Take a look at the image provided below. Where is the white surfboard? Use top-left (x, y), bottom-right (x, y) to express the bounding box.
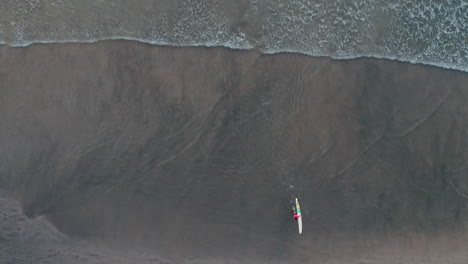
top-left (296, 198), bottom-right (302, 234)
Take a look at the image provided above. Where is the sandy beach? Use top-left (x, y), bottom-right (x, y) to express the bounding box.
top-left (0, 41), bottom-right (467, 263)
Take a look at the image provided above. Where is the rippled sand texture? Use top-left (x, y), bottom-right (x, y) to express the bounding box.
top-left (0, 193), bottom-right (169, 264)
top-left (0, 41), bottom-right (467, 263)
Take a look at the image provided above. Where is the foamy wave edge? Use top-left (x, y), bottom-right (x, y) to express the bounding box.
top-left (1, 37), bottom-right (466, 73)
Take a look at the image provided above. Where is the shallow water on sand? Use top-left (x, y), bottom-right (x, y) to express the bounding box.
top-left (0, 42), bottom-right (467, 263)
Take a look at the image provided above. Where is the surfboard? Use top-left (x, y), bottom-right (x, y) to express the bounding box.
top-left (295, 198), bottom-right (302, 234)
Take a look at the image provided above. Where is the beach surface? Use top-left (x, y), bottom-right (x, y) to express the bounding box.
top-left (0, 41), bottom-right (467, 263)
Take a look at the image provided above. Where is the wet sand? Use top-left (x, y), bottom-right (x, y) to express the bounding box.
top-left (0, 41), bottom-right (467, 263)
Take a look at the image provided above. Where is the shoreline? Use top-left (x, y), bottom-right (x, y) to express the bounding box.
top-left (1, 39), bottom-right (467, 74)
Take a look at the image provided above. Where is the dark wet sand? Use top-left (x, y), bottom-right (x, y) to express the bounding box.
top-left (0, 41), bottom-right (467, 263)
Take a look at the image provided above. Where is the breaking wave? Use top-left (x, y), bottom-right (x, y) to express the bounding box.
top-left (0, 0), bottom-right (466, 72)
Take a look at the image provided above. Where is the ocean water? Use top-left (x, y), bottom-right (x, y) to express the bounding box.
top-left (0, 0), bottom-right (466, 71)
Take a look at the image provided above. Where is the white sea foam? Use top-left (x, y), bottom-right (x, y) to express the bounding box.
top-left (0, 0), bottom-right (466, 72)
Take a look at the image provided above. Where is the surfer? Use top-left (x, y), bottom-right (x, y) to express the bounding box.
top-left (291, 200), bottom-right (299, 220)
top-left (293, 211), bottom-right (300, 220)
top-left (291, 205), bottom-right (297, 221)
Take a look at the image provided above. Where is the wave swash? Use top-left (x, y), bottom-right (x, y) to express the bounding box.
top-left (0, 0), bottom-right (466, 72)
